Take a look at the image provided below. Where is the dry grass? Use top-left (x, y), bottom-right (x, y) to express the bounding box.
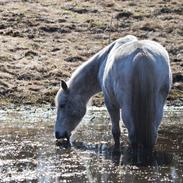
top-left (0, 0), bottom-right (182, 106)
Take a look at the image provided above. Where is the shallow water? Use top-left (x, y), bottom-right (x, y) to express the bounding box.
top-left (0, 106), bottom-right (183, 183)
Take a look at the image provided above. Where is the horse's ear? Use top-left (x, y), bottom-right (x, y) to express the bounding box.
top-left (61, 80), bottom-right (68, 91)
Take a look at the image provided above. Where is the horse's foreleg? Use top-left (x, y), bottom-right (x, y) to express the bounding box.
top-left (105, 99), bottom-right (120, 149)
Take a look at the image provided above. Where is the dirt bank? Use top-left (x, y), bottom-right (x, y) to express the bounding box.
top-left (0, 0), bottom-right (182, 106)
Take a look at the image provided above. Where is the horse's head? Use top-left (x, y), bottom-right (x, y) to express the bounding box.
top-left (55, 80), bottom-right (86, 140)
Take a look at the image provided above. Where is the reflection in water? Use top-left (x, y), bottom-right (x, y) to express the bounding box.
top-left (0, 106), bottom-right (182, 182)
top-left (69, 141), bottom-right (173, 167)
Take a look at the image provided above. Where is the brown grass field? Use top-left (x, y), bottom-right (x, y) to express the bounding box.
top-left (0, 0), bottom-right (182, 106)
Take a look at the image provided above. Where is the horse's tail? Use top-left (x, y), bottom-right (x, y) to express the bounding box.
top-left (131, 51), bottom-right (156, 147)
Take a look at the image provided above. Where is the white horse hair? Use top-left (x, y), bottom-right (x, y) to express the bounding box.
top-left (55, 35), bottom-right (172, 149)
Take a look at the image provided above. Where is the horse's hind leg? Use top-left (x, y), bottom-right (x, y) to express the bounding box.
top-left (105, 98), bottom-right (120, 149)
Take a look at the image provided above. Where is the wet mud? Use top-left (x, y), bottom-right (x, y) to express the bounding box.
top-left (0, 106), bottom-right (183, 182)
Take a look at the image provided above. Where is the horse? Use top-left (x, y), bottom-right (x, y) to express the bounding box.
top-left (55, 35), bottom-right (172, 149)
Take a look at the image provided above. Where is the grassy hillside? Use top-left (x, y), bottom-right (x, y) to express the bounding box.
top-left (0, 0), bottom-right (182, 106)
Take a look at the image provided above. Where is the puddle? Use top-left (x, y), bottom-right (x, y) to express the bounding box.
top-left (0, 106), bottom-right (183, 182)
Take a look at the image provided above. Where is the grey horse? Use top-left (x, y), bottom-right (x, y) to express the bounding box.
top-left (55, 35), bottom-right (172, 149)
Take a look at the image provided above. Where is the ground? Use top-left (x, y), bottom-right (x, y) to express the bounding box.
top-left (0, 0), bottom-right (182, 106)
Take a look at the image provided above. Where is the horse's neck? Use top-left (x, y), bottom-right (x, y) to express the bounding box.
top-left (68, 55), bottom-right (102, 102)
top-left (68, 41), bottom-right (118, 102)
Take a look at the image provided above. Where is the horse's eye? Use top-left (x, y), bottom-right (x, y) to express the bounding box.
top-left (60, 104), bottom-right (65, 109)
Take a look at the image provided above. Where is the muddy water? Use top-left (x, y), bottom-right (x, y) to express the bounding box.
top-left (0, 106), bottom-right (183, 183)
